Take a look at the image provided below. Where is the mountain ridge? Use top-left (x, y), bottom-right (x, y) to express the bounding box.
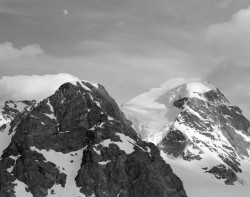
top-left (0, 80), bottom-right (187, 197)
top-left (122, 79), bottom-right (250, 196)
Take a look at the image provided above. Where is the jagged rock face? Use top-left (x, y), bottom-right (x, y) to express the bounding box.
top-left (159, 129), bottom-right (186, 158)
top-left (167, 88), bottom-right (250, 174)
top-left (205, 164), bottom-right (238, 185)
top-left (122, 80), bottom-right (250, 186)
top-left (0, 100), bottom-right (35, 127)
top-left (0, 81), bottom-right (187, 197)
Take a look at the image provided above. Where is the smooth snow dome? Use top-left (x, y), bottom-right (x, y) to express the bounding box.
top-left (122, 78), bottom-right (215, 139)
top-left (186, 81), bottom-right (215, 96)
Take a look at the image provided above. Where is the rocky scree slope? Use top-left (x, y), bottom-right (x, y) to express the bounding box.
top-left (0, 81), bottom-right (187, 197)
top-left (122, 80), bottom-right (250, 186)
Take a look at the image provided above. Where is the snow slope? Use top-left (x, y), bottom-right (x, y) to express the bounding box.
top-left (122, 78), bottom-right (218, 143)
top-left (122, 78), bottom-right (250, 196)
top-left (161, 152), bottom-right (250, 197)
top-left (0, 124), bottom-right (14, 156)
top-left (30, 146), bottom-right (87, 197)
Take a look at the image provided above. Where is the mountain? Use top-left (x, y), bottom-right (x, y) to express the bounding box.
top-left (122, 79), bottom-right (250, 197)
top-left (0, 100), bottom-right (35, 126)
top-left (0, 100), bottom-right (35, 158)
top-left (0, 81), bottom-right (187, 197)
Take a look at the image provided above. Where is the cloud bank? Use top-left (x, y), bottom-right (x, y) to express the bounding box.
top-left (204, 5), bottom-right (250, 118)
top-left (0, 73), bottom-right (79, 101)
top-left (1, 2), bottom-right (250, 114)
top-left (206, 5), bottom-right (250, 60)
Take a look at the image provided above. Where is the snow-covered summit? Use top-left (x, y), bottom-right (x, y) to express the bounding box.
top-left (122, 78), bottom-right (250, 197)
top-left (160, 78), bottom-right (216, 94)
top-left (124, 79), bottom-right (218, 109)
top-left (122, 79), bottom-right (223, 143)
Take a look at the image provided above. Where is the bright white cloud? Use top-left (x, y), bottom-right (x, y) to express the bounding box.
top-left (0, 41), bottom-right (200, 104)
top-left (206, 6), bottom-right (250, 58)
top-left (0, 74), bottom-right (79, 101)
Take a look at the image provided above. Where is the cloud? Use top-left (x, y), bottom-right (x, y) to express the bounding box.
top-left (206, 5), bottom-right (250, 59)
top-left (0, 42), bottom-right (43, 59)
top-left (0, 41), bottom-right (203, 104)
top-left (0, 42), bottom-right (54, 77)
top-left (204, 4), bottom-right (250, 119)
top-left (0, 73), bottom-right (79, 101)
top-left (160, 77), bottom-right (202, 90)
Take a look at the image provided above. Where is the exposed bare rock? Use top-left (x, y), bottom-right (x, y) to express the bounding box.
top-left (0, 81), bottom-right (187, 197)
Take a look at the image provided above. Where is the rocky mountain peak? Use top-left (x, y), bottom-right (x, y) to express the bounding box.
top-left (122, 79), bottom-right (250, 192)
top-left (0, 80), bottom-right (187, 197)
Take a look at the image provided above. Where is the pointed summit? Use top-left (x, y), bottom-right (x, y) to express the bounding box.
top-left (0, 80), bottom-right (187, 197)
top-left (122, 78), bottom-right (250, 196)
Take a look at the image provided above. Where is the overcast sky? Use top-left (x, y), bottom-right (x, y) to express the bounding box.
top-left (0, 0), bottom-right (250, 118)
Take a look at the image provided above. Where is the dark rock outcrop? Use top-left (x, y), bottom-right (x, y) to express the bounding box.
top-left (205, 164), bottom-right (238, 185)
top-left (159, 129), bottom-right (186, 157)
top-left (0, 81), bottom-right (187, 197)
top-left (157, 88), bottom-right (250, 184)
top-left (0, 100), bottom-right (35, 125)
top-left (124, 81), bottom-right (250, 186)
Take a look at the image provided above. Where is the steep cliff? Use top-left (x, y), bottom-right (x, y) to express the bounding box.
top-left (0, 81), bottom-right (187, 197)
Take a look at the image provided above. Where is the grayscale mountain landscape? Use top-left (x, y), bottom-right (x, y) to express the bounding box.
top-left (1, 0), bottom-right (250, 196)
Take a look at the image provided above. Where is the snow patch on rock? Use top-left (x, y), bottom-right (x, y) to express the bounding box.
top-left (30, 146), bottom-right (87, 197)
